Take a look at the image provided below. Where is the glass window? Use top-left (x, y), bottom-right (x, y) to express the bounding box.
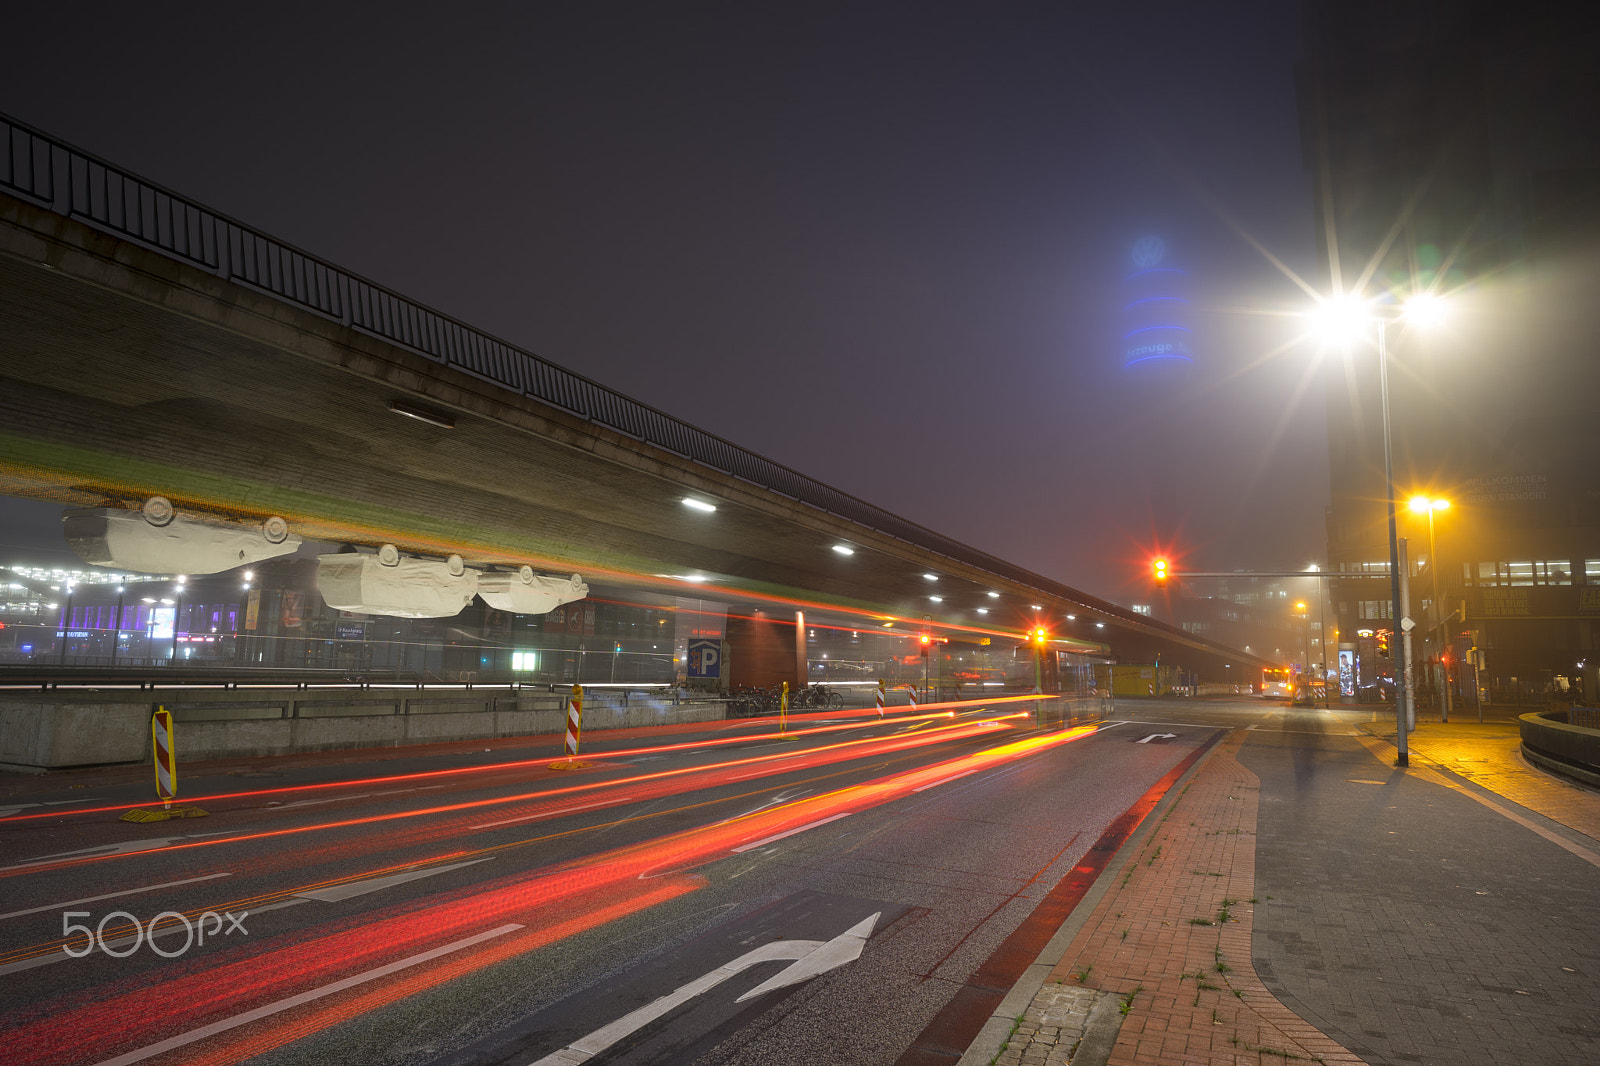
top-left (1507, 562), bottom-right (1534, 586)
top-left (1537, 561), bottom-right (1573, 585)
top-left (1587, 560), bottom-right (1600, 585)
top-left (1478, 562), bottom-right (1500, 585)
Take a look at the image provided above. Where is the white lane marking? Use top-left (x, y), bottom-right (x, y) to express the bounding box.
top-left (730, 813), bottom-right (852, 854)
top-left (912, 767), bottom-right (989, 793)
top-left (88, 923), bottom-right (523, 1066)
top-left (472, 801), bottom-right (611, 830)
top-left (293, 859), bottom-right (492, 902)
top-left (0, 832), bottom-right (234, 873)
top-left (0, 872), bottom-right (233, 922)
top-left (1136, 733), bottom-right (1179, 744)
top-left (271, 785), bottom-right (443, 810)
top-left (0, 799), bottom-right (106, 818)
top-left (529, 913), bottom-right (877, 1065)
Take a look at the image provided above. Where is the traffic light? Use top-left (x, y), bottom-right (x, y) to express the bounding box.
top-left (1153, 558), bottom-right (1169, 584)
top-left (1377, 630), bottom-right (1391, 657)
top-left (919, 633), bottom-right (931, 657)
top-left (1032, 627), bottom-right (1048, 646)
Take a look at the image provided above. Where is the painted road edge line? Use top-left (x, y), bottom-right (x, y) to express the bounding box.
top-left (731, 813), bottom-right (852, 853)
top-left (0, 872), bottom-right (233, 922)
top-left (89, 923), bottom-right (524, 1066)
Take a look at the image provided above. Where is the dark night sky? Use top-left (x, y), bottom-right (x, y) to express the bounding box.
top-left (0, 2), bottom-right (1328, 602)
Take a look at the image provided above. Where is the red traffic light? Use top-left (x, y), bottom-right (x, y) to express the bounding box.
top-left (1153, 558), bottom-right (1169, 583)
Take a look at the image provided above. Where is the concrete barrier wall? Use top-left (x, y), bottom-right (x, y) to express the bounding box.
top-left (1519, 711), bottom-right (1600, 789)
top-left (0, 688), bottom-right (726, 769)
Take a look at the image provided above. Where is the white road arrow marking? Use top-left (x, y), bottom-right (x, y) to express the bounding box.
top-left (0, 872), bottom-right (233, 922)
top-left (734, 911), bottom-right (877, 1001)
top-left (0, 831), bottom-right (233, 873)
top-left (1136, 733), bottom-right (1179, 744)
top-left (528, 912), bottom-right (879, 1065)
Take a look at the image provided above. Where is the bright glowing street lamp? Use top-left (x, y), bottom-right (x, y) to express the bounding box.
top-left (1312, 291), bottom-right (1447, 766)
top-left (1408, 495), bottom-right (1453, 721)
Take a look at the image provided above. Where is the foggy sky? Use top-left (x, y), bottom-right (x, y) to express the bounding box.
top-left (0, 2), bottom-right (1328, 602)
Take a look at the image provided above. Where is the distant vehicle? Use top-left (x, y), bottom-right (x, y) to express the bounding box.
top-left (1260, 668), bottom-right (1292, 699)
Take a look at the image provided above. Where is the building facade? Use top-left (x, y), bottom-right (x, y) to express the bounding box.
top-left (1300, 1), bottom-right (1600, 704)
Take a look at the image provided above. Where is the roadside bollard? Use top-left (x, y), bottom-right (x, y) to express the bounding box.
top-left (876, 678), bottom-right (885, 717)
top-left (120, 706), bottom-right (207, 822)
top-left (551, 684), bottom-right (592, 769)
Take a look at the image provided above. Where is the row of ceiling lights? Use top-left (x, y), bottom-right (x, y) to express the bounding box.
top-left (682, 496), bottom-right (1111, 629)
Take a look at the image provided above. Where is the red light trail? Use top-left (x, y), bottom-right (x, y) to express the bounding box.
top-left (2, 723), bottom-right (1098, 1066)
top-left (0, 710), bottom-right (1038, 880)
top-left (0, 696), bottom-right (1050, 824)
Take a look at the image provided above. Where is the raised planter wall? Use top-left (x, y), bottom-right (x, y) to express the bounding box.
top-left (1519, 710), bottom-right (1600, 790)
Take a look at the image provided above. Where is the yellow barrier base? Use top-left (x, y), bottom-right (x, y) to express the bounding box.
top-left (548, 759), bottom-right (594, 771)
top-left (120, 805), bottom-right (208, 823)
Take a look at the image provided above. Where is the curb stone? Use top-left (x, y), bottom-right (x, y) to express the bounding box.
top-left (955, 735), bottom-right (1222, 1066)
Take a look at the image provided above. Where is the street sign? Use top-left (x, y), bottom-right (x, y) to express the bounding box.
top-left (687, 639), bottom-right (722, 678)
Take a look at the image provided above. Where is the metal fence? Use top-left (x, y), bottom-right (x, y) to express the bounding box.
top-left (1, 112), bottom-right (1129, 616)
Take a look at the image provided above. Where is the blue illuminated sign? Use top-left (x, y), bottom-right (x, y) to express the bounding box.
top-left (1130, 236), bottom-right (1165, 270)
top-left (1121, 236), bottom-right (1193, 372)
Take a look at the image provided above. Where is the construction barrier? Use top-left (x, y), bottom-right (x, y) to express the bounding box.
top-left (120, 706), bottom-right (206, 822)
top-left (550, 685), bottom-right (592, 769)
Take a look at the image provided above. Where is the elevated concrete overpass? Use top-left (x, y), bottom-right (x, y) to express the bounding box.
top-left (0, 112), bottom-right (1271, 688)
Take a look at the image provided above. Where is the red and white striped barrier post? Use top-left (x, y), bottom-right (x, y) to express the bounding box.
top-left (550, 685), bottom-right (592, 769)
top-left (905, 684), bottom-right (917, 710)
top-left (152, 706), bottom-right (176, 809)
top-left (120, 706), bottom-right (207, 821)
top-left (564, 684), bottom-right (583, 757)
top-left (875, 679), bottom-right (885, 717)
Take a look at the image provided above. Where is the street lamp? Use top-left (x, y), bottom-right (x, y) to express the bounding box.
top-left (1408, 495), bottom-right (1452, 721)
top-left (1313, 291), bottom-right (1447, 766)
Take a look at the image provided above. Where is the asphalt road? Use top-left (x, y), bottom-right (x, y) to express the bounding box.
top-left (0, 698), bottom-right (1301, 1066)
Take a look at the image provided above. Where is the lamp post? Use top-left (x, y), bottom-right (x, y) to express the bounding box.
top-left (1314, 291), bottom-right (1445, 767)
top-left (1295, 601), bottom-right (1310, 681)
top-left (1408, 496), bottom-right (1451, 722)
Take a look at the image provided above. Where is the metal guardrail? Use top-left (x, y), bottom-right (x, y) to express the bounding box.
top-left (0, 113), bottom-right (1239, 654)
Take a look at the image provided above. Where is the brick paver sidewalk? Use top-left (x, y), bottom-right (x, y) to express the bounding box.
top-left (1032, 734), bottom-right (1363, 1065)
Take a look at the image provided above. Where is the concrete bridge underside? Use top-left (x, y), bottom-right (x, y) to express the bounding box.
top-left (0, 190), bottom-right (1264, 673)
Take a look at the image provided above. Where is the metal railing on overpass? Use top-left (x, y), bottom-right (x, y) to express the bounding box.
top-left (0, 112), bottom-right (1236, 657)
top-left (4, 114), bottom-right (1046, 582)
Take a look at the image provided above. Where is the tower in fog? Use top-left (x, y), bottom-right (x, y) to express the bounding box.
top-left (1120, 236), bottom-right (1193, 382)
